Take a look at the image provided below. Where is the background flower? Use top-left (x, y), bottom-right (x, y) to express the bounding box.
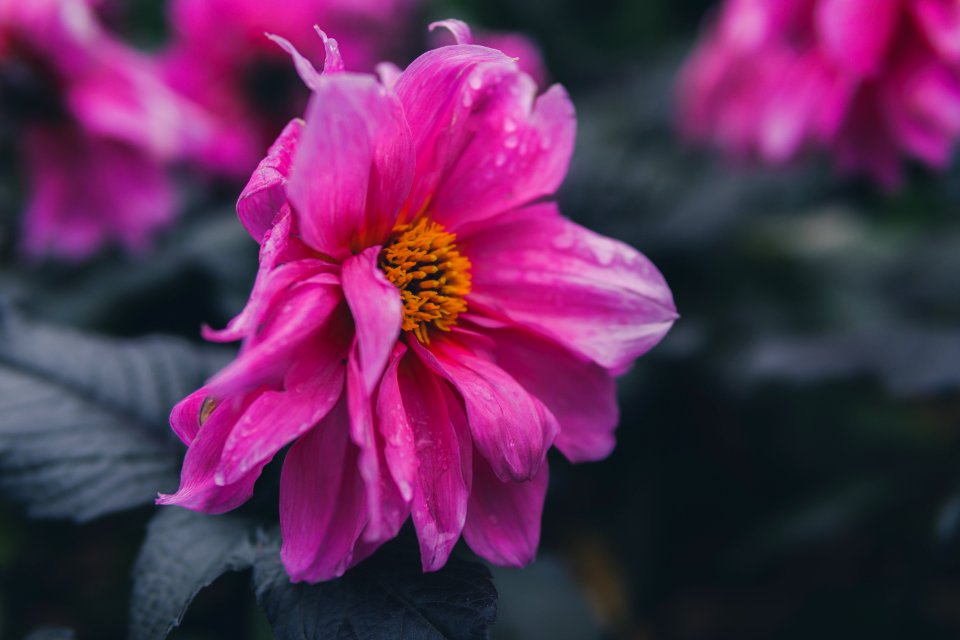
top-left (677, 0), bottom-right (960, 187)
top-left (0, 0), bottom-right (209, 258)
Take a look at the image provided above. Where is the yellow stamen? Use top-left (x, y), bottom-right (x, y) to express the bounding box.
top-left (379, 218), bottom-right (471, 344)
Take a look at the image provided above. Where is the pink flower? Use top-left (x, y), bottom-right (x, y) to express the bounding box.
top-left (677, 0), bottom-right (960, 188)
top-left (163, 0), bottom-right (418, 179)
top-left (0, 0), bottom-right (206, 259)
top-left (160, 21), bottom-right (676, 582)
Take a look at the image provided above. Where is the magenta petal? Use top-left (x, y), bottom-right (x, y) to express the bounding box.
top-left (216, 339), bottom-right (347, 485)
top-left (391, 353), bottom-right (470, 571)
top-left (287, 74), bottom-right (414, 258)
top-left (491, 327), bottom-right (619, 463)
top-left (463, 452), bottom-right (548, 567)
top-left (342, 247), bottom-right (403, 392)
top-left (462, 203), bottom-right (677, 371)
top-left (428, 19), bottom-right (473, 45)
top-left (169, 387), bottom-right (209, 446)
top-left (280, 401), bottom-right (372, 582)
top-left (236, 120), bottom-right (303, 243)
top-left (815, 0), bottom-right (897, 77)
top-left (207, 280), bottom-right (342, 397)
top-left (414, 337), bottom-right (557, 483)
top-left (912, 0), bottom-right (960, 62)
top-left (395, 46), bottom-right (575, 230)
top-left (157, 391), bottom-right (261, 514)
top-left (341, 247), bottom-right (406, 540)
top-left (21, 128), bottom-right (175, 259)
top-left (375, 343), bottom-right (417, 502)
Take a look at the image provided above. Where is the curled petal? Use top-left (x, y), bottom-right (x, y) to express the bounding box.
top-left (463, 452), bottom-right (548, 567)
top-left (428, 19), bottom-right (473, 45)
top-left (236, 120), bottom-right (303, 243)
top-left (462, 203), bottom-right (677, 371)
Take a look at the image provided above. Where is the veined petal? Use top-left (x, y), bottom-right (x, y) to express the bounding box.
top-left (394, 45), bottom-right (574, 230)
top-left (287, 74), bottom-right (414, 258)
top-left (412, 336), bottom-right (557, 483)
top-left (461, 203), bottom-right (677, 371)
top-left (236, 120), bottom-right (303, 243)
top-left (280, 401), bottom-right (373, 582)
top-left (463, 452), bottom-right (548, 567)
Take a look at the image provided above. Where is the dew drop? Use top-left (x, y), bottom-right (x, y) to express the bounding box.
top-left (504, 135), bottom-right (519, 149)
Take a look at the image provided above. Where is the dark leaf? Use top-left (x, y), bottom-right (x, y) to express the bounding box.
top-left (129, 508), bottom-right (257, 640)
top-left (0, 303), bottom-right (229, 520)
top-left (253, 531), bottom-right (498, 640)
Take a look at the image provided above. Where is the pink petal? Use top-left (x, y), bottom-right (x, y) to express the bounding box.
top-left (341, 247), bottom-right (407, 541)
top-left (461, 203), bottom-right (677, 371)
top-left (463, 452), bottom-right (548, 567)
top-left (385, 352), bottom-right (471, 571)
top-left (473, 31), bottom-right (549, 88)
top-left (287, 74), bottom-right (414, 258)
top-left (21, 127), bottom-right (175, 260)
top-left (236, 120), bottom-right (303, 243)
top-left (157, 390), bottom-right (263, 513)
top-left (815, 0), bottom-right (898, 77)
top-left (206, 280), bottom-right (343, 397)
top-left (489, 326), bottom-right (619, 463)
top-left (280, 401), bottom-right (373, 582)
top-left (215, 337), bottom-right (348, 485)
top-left (412, 336), bottom-right (557, 483)
top-left (394, 45), bottom-right (574, 230)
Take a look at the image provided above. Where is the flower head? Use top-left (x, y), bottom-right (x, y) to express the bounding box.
top-left (160, 21), bottom-right (677, 582)
top-left (163, 0), bottom-right (418, 178)
top-left (678, 0), bottom-right (960, 188)
top-left (0, 0), bottom-right (206, 258)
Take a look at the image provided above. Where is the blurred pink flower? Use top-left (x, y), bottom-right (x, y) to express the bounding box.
top-left (160, 21), bottom-right (676, 582)
top-left (0, 0), bottom-right (207, 259)
top-left (163, 0), bottom-right (418, 179)
top-left (677, 0), bottom-right (960, 188)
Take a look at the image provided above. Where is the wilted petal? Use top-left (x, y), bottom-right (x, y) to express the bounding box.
top-left (463, 452), bottom-right (548, 567)
top-left (462, 203), bottom-right (677, 371)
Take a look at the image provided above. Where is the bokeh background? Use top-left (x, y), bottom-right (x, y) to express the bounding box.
top-left (3, 0), bottom-right (960, 638)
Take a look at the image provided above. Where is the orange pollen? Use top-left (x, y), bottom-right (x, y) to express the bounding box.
top-left (378, 218), bottom-right (471, 344)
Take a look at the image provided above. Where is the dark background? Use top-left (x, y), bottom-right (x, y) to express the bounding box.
top-left (3, 0), bottom-right (960, 638)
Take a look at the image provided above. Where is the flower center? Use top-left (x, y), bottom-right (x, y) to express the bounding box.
top-left (378, 218), bottom-right (471, 344)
